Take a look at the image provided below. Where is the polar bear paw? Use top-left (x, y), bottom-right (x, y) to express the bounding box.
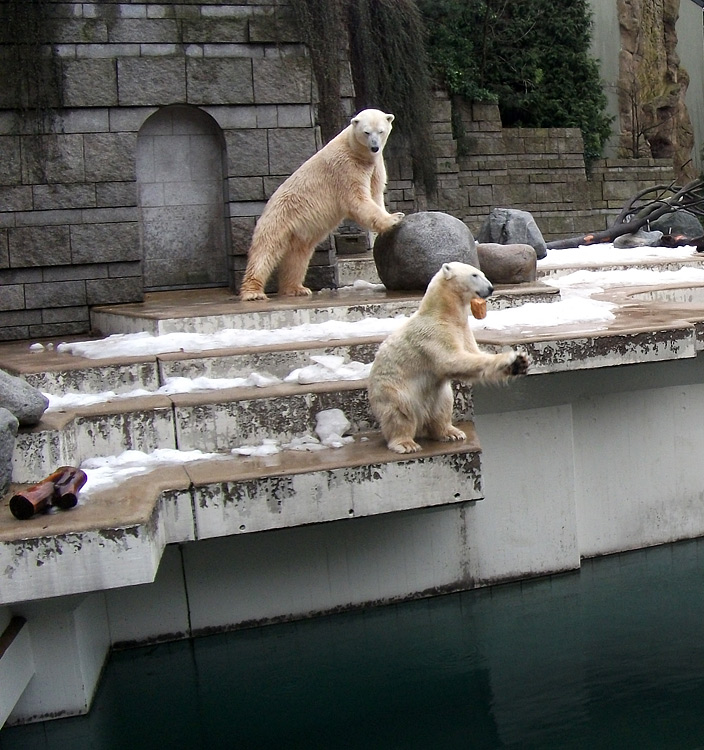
top-left (388, 437), bottom-right (421, 454)
top-left (508, 351), bottom-right (530, 377)
top-left (240, 289), bottom-right (269, 302)
top-left (438, 426), bottom-right (466, 442)
top-left (279, 284), bottom-right (313, 297)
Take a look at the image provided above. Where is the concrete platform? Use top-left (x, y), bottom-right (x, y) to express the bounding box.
top-left (1, 423), bottom-right (482, 604)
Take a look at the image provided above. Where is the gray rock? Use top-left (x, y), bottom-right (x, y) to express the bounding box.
top-left (649, 209), bottom-right (703, 238)
top-left (477, 242), bottom-right (537, 284)
top-left (613, 228), bottom-right (663, 248)
top-left (373, 211), bottom-right (479, 291)
top-left (476, 208), bottom-right (548, 260)
top-left (0, 368), bottom-right (49, 426)
top-left (0, 407), bottom-right (19, 495)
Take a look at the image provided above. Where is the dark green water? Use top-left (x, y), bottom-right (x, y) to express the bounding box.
top-left (4, 538), bottom-right (704, 750)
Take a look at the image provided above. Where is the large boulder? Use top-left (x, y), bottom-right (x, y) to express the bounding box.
top-left (477, 242), bottom-right (537, 284)
top-left (0, 368), bottom-right (48, 426)
top-left (0, 408), bottom-right (18, 495)
top-left (373, 211), bottom-right (479, 291)
top-left (649, 209), bottom-right (703, 238)
top-left (476, 208), bottom-right (547, 259)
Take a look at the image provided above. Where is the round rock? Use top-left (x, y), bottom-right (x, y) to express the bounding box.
top-left (0, 368), bottom-right (49, 425)
top-left (476, 242), bottom-right (537, 284)
top-left (373, 211), bottom-right (479, 291)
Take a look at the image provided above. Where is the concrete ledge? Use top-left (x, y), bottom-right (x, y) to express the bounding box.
top-left (0, 424), bottom-right (482, 605)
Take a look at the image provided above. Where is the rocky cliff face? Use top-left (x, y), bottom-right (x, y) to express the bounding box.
top-left (617, 0), bottom-right (694, 181)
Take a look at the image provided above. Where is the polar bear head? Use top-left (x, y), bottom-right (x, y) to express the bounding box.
top-left (350, 109), bottom-right (395, 154)
top-left (439, 262), bottom-right (494, 300)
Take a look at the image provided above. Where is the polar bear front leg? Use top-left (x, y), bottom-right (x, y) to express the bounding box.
top-left (349, 196), bottom-right (404, 234)
top-left (448, 349), bottom-right (530, 383)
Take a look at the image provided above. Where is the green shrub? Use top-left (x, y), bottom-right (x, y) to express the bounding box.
top-left (418, 0), bottom-right (613, 164)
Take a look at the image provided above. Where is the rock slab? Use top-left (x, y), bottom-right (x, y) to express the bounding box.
top-left (476, 208), bottom-right (547, 260)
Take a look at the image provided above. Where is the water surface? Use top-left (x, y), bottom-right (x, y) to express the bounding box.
top-left (3, 538), bottom-right (704, 749)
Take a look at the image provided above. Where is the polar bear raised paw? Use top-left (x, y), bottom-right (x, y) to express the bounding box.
top-left (508, 351), bottom-right (531, 377)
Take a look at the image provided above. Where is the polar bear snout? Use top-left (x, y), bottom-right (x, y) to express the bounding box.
top-left (368, 135), bottom-right (382, 153)
top-left (474, 276), bottom-right (493, 299)
top-left (477, 281), bottom-right (494, 299)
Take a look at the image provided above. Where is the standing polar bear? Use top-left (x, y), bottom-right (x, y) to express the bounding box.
top-left (239, 109), bottom-right (404, 301)
top-left (368, 262), bottom-right (530, 454)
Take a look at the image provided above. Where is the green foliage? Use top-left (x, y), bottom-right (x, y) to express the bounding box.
top-left (417, 0), bottom-right (613, 164)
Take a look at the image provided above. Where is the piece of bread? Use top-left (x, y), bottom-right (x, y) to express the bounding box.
top-left (470, 298), bottom-right (487, 320)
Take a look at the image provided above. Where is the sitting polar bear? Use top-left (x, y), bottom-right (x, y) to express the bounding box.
top-left (239, 109), bottom-right (404, 301)
top-left (368, 262), bottom-right (530, 454)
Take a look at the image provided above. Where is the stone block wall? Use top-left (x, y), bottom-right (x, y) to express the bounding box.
top-left (0, 0), bottom-right (352, 342)
top-left (383, 97), bottom-right (675, 241)
top-left (0, 3), bottom-right (678, 343)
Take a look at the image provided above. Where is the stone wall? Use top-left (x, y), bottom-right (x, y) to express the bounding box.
top-left (0, 0), bottom-right (344, 342)
top-left (385, 96), bottom-right (675, 241)
top-left (0, 1), bottom-right (677, 343)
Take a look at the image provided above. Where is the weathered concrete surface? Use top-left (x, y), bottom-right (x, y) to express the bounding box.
top-left (0, 427), bottom-right (482, 604)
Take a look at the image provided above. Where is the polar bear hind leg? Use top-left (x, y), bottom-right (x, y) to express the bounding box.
top-left (373, 386), bottom-right (422, 454)
top-left (276, 235), bottom-right (316, 297)
top-left (424, 383), bottom-right (466, 442)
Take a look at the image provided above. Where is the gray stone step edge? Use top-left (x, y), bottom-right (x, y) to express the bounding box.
top-left (1, 423), bottom-right (483, 606)
top-left (13, 316), bottom-right (701, 484)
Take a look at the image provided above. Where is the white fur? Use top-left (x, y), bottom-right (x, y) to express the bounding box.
top-left (240, 109), bottom-right (404, 301)
top-left (368, 262), bottom-right (530, 453)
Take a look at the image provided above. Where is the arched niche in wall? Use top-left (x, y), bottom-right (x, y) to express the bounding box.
top-left (136, 105), bottom-right (230, 290)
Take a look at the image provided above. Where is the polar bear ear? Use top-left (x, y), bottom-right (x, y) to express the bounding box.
top-left (441, 263), bottom-right (454, 280)
top-left (386, 114), bottom-right (395, 123)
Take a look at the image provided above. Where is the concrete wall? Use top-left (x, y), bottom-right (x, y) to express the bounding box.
top-left (7, 353), bottom-right (704, 724)
top-left (0, 0), bottom-right (340, 341)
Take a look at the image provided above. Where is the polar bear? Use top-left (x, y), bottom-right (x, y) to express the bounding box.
top-left (368, 262), bottom-right (530, 454)
top-left (239, 109), bottom-right (404, 301)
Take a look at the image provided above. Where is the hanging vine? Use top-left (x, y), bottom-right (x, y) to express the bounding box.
top-left (0, 0), bottom-right (63, 131)
top-left (289, 0), bottom-right (348, 143)
top-left (290, 0), bottom-right (437, 195)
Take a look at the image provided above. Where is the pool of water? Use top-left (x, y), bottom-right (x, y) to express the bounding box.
top-left (3, 538), bottom-right (704, 749)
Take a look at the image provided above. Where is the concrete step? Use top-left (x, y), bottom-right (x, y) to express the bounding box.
top-left (4, 337), bottom-right (383, 398)
top-left (88, 284), bottom-right (557, 337)
top-left (337, 251), bottom-right (380, 286)
top-left (11, 379), bottom-right (476, 482)
top-left (1, 422), bottom-right (483, 605)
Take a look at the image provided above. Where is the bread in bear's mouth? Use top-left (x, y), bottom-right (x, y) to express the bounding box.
top-left (470, 298), bottom-right (487, 319)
